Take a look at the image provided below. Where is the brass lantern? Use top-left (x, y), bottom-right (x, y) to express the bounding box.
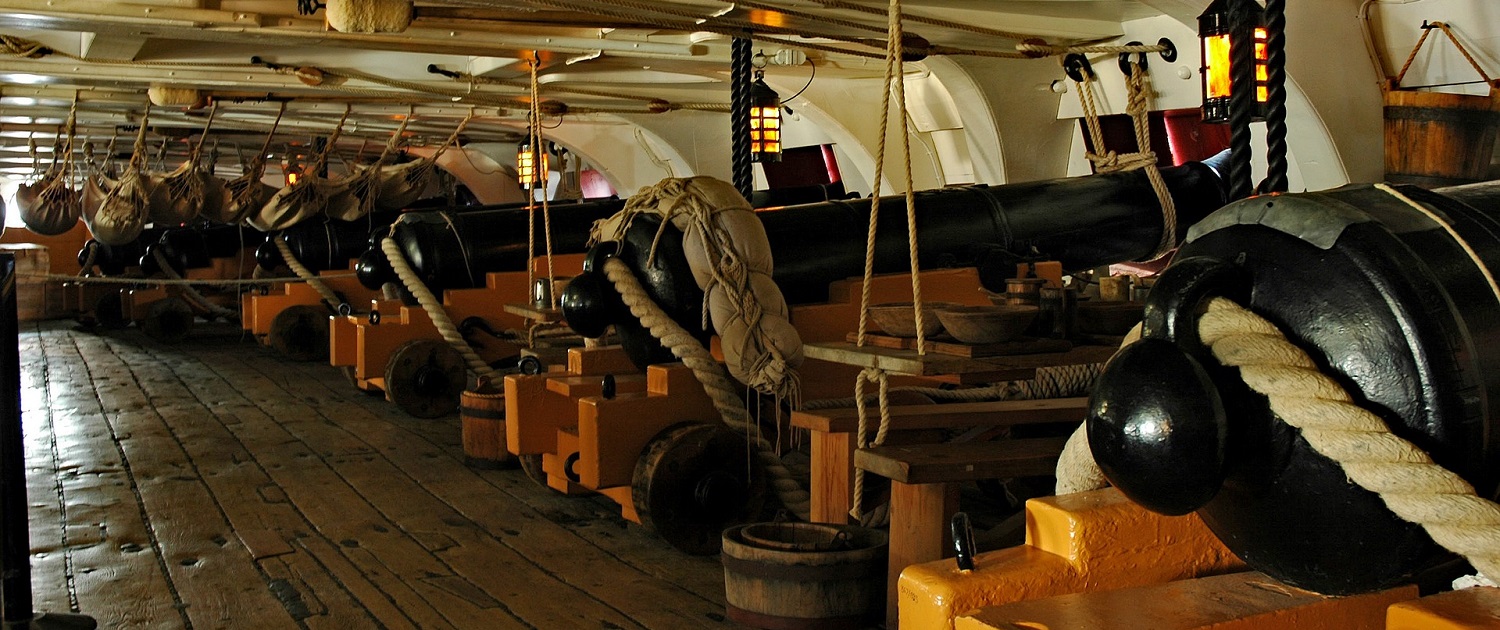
top-left (749, 75), bottom-right (782, 163)
top-left (517, 139), bottom-right (548, 189)
top-left (1199, 0), bottom-right (1268, 124)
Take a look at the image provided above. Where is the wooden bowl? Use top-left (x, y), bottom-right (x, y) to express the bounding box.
top-left (1077, 301), bottom-right (1145, 335)
top-left (868, 302), bottom-right (956, 338)
top-left (935, 305), bottom-right (1039, 344)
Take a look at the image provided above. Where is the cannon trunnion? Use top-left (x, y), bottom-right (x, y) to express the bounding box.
top-left (1090, 181), bottom-right (1500, 595)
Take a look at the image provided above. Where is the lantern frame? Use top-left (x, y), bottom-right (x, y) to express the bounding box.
top-left (749, 74), bottom-right (782, 163)
top-left (517, 139), bottom-right (549, 190)
top-left (1199, 0), bottom-right (1269, 124)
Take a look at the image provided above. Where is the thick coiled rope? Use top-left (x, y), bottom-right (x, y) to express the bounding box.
top-left (380, 237), bottom-right (504, 385)
top-left (274, 237), bottom-right (343, 312)
top-left (601, 256), bottom-right (811, 520)
top-left (1056, 298), bottom-right (1500, 580)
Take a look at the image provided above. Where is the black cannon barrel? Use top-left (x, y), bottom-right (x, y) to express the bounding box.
top-left (361, 198), bottom-right (628, 290)
top-left (763, 161), bottom-right (1226, 303)
top-left (262, 212), bottom-right (404, 273)
top-left (143, 225), bottom-right (266, 276)
top-left (79, 226), bottom-right (170, 275)
top-left (563, 161), bottom-right (1227, 368)
top-left (1087, 179), bottom-right (1500, 595)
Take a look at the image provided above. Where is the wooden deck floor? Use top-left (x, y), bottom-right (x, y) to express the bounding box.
top-left (19, 320), bottom-right (737, 629)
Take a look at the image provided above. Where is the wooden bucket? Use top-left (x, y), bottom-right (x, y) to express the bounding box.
top-left (460, 382), bottom-right (513, 469)
top-left (1384, 87), bottom-right (1500, 188)
top-left (1382, 22), bottom-right (1500, 188)
top-left (721, 522), bottom-right (887, 629)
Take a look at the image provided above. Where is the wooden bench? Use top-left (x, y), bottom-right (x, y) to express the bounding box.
top-left (791, 397), bottom-right (1088, 524)
top-left (855, 436), bottom-right (1069, 629)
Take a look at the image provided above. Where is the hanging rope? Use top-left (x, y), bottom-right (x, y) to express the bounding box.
top-left (522, 54), bottom-right (558, 309)
top-left (601, 256), bottom-right (811, 519)
top-left (1225, 0), bottom-right (1257, 201)
top-left (1260, 0), bottom-right (1289, 193)
top-left (1071, 62), bottom-right (1178, 258)
top-left (730, 37), bottom-right (754, 200)
top-left (844, 0), bottom-right (933, 524)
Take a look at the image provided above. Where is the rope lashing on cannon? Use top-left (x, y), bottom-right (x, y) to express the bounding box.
top-left (275, 237), bottom-right (345, 313)
top-left (1056, 293), bottom-right (1500, 580)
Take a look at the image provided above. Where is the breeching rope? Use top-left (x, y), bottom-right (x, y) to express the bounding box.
top-left (275, 237), bottom-right (344, 312)
top-left (1072, 60), bottom-right (1178, 258)
top-left (847, 0), bottom-right (927, 526)
top-left (1056, 297), bottom-right (1500, 581)
top-left (599, 255), bottom-right (812, 519)
top-left (380, 236), bottom-right (506, 385)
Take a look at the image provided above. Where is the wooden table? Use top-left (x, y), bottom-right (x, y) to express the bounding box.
top-left (790, 397), bottom-right (1089, 525)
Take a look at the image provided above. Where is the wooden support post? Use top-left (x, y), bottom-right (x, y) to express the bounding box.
top-left (887, 480), bottom-right (959, 629)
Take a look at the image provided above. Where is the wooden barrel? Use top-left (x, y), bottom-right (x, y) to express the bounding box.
top-left (460, 383), bottom-right (513, 469)
top-left (1384, 87), bottom-right (1500, 188)
top-left (721, 522), bottom-right (887, 629)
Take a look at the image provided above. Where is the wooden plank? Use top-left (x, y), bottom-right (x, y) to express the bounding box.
top-left (218, 340), bottom-right (733, 629)
top-left (146, 339), bottom-right (502, 629)
top-left (854, 437), bottom-right (1069, 485)
top-left (36, 334), bottom-right (187, 629)
top-left (503, 302), bottom-right (564, 322)
top-left (804, 342), bottom-right (1034, 379)
top-left (80, 335), bottom-right (305, 630)
top-left (809, 431), bottom-right (855, 525)
top-left (845, 332), bottom-right (1073, 357)
top-left (887, 481), bottom-right (959, 629)
top-left (545, 373), bottom-right (647, 398)
top-left (223, 342), bottom-right (738, 628)
top-left (792, 398), bottom-right (1089, 434)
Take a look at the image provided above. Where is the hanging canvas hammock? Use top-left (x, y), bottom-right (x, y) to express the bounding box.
top-left (16, 94), bottom-right (83, 235)
top-left (372, 110), bottom-right (472, 211)
top-left (217, 103), bottom-right (286, 225)
top-left (152, 102), bottom-right (224, 226)
top-left (250, 107), bottom-right (352, 231)
top-left (85, 101), bottom-right (157, 245)
top-left (330, 105), bottom-right (414, 221)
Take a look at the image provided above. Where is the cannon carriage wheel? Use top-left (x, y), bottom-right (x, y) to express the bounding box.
top-left (383, 339), bottom-right (465, 418)
top-left (633, 422), bottom-right (767, 556)
top-left (141, 297), bottom-right (195, 343)
top-left (268, 305), bottom-right (330, 362)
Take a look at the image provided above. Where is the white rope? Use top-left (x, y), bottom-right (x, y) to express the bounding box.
top-left (1375, 183), bottom-right (1500, 302)
top-left (601, 257), bottom-right (811, 520)
top-left (380, 237), bottom-right (505, 385)
top-left (275, 237), bottom-right (343, 310)
top-left (1054, 300), bottom-right (1500, 580)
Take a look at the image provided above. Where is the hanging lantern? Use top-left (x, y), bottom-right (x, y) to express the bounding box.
top-left (517, 139), bottom-right (548, 189)
top-left (749, 76), bottom-right (782, 163)
top-left (283, 154), bottom-right (304, 186)
top-left (1198, 0), bottom-right (1268, 124)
